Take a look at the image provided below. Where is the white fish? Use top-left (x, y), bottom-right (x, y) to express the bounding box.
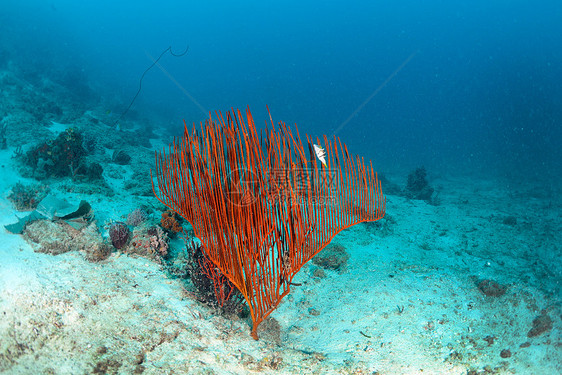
top-left (313, 144), bottom-right (327, 167)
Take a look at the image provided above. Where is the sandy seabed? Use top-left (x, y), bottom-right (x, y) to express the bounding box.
top-left (0, 70), bottom-right (560, 375)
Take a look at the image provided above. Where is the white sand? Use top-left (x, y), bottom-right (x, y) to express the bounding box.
top-left (1, 132), bottom-right (561, 374)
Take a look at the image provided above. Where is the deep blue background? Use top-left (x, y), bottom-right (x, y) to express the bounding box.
top-left (2, 0), bottom-right (561, 182)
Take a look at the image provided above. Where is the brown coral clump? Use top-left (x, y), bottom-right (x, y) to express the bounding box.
top-left (477, 279), bottom-right (507, 297)
top-left (312, 243), bottom-right (350, 271)
top-left (127, 225), bottom-right (169, 260)
top-left (527, 314), bottom-right (553, 337)
top-left (23, 219), bottom-right (111, 261)
top-left (160, 210), bottom-right (183, 235)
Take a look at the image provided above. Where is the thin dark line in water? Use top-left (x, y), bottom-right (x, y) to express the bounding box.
top-left (114, 45), bottom-right (189, 126)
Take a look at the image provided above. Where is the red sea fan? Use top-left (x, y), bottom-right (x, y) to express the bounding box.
top-left (152, 107), bottom-right (385, 339)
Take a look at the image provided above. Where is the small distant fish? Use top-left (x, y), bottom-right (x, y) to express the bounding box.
top-left (313, 144), bottom-right (327, 167)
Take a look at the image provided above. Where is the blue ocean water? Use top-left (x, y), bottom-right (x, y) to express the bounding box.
top-left (3, 0), bottom-right (560, 181)
top-left (1, 2), bottom-right (561, 373)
